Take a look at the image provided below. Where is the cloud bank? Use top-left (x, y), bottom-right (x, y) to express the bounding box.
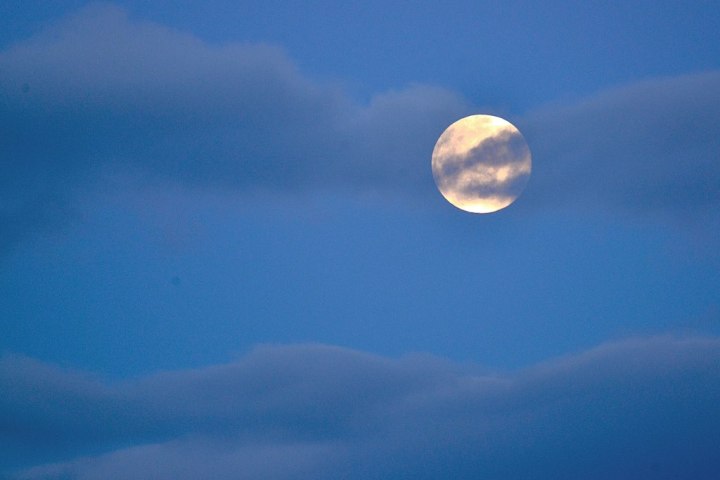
top-left (1, 3), bottom-right (719, 252)
top-left (2, 335), bottom-right (719, 479)
top-left (0, 3), bottom-right (469, 252)
top-left (522, 71), bottom-right (720, 218)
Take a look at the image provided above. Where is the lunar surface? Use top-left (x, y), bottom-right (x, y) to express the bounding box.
top-left (431, 115), bottom-right (531, 213)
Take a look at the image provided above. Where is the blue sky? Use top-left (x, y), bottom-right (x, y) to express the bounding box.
top-left (1, 1), bottom-right (719, 478)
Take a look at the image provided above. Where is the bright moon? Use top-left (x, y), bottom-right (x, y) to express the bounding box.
top-left (431, 114), bottom-right (531, 213)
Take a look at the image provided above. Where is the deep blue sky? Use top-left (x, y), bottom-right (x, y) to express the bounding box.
top-left (1, 1), bottom-right (719, 478)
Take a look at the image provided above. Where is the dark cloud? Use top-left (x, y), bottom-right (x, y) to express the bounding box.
top-left (2, 336), bottom-right (719, 479)
top-left (435, 130), bottom-right (532, 200)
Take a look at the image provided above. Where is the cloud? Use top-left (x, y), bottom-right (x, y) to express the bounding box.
top-left (521, 71), bottom-right (720, 219)
top-left (1, 3), bottom-right (719, 254)
top-left (2, 336), bottom-right (720, 479)
top-left (0, 3), bottom-right (470, 252)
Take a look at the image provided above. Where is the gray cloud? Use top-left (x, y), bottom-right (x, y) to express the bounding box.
top-left (1, 3), bottom-right (719, 254)
top-left (435, 131), bottom-right (532, 198)
top-left (521, 71), bottom-right (720, 218)
top-left (0, 3), bottom-right (469, 252)
top-left (2, 336), bottom-right (720, 479)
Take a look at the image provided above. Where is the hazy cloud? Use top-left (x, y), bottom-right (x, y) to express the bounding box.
top-left (0, 3), bottom-right (469, 251)
top-left (2, 336), bottom-right (719, 479)
top-left (1, 3), bottom-right (719, 253)
top-left (521, 71), bottom-right (720, 218)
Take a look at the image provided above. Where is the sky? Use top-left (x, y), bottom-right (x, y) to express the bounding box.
top-left (1, 1), bottom-right (719, 478)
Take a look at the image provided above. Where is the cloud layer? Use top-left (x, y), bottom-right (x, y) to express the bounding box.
top-left (0, 4), bottom-right (469, 252)
top-left (1, 3), bottom-right (720, 252)
top-left (522, 71), bottom-right (720, 218)
top-left (2, 335), bottom-right (720, 479)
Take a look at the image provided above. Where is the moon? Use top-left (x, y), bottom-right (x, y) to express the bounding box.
top-left (431, 114), bottom-right (531, 213)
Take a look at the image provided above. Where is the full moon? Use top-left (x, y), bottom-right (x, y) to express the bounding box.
top-left (431, 114), bottom-right (531, 213)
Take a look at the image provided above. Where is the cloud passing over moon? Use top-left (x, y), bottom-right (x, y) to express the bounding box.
top-left (431, 115), bottom-right (531, 213)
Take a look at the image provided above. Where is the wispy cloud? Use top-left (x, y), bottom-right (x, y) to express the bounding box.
top-left (2, 336), bottom-right (719, 478)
